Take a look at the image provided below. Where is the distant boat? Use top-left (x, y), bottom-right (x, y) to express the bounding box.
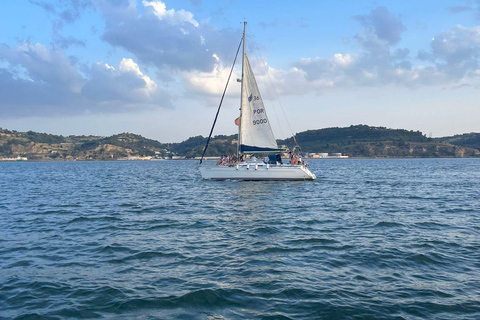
top-left (198, 22), bottom-right (316, 181)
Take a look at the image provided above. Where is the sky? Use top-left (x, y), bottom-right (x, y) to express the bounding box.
top-left (1, 0), bottom-right (480, 142)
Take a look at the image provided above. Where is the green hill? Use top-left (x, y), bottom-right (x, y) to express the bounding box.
top-left (0, 129), bottom-right (168, 160)
top-left (279, 124), bottom-right (428, 148)
top-left (1, 125), bottom-right (479, 160)
top-left (170, 135), bottom-right (237, 158)
top-left (435, 133), bottom-right (480, 151)
top-left (147, 125), bottom-right (480, 158)
top-left (279, 125), bottom-right (479, 158)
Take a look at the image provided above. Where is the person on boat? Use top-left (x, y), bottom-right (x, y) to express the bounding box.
top-left (290, 155), bottom-right (298, 165)
top-left (228, 154), bottom-right (237, 167)
top-left (219, 155), bottom-right (229, 166)
top-left (251, 155), bottom-right (257, 162)
top-left (290, 153), bottom-right (296, 165)
top-left (275, 154), bottom-right (283, 165)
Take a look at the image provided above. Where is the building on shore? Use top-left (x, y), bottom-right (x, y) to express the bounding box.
top-left (308, 153), bottom-right (348, 159)
top-left (0, 156), bottom-right (28, 161)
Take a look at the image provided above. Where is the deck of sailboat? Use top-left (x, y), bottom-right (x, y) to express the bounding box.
top-left (199, 162), bottom-right (316, 181)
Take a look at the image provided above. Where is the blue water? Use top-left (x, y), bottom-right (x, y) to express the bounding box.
top-left (0, 159), bottom-right (479, 319)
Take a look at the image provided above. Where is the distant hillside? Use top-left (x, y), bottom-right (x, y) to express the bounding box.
top-left (278, 125), bottom-right (480, 158)
top-left (0, 129), bottom-right (169, 160)
top-left (170, 135), bottom-right (237, 158)
top-left (279, 125), bottom-right (428, 148)
top-left (435, 133), bottom-right (480, 151)
top-left (1, 125), bottom-right (479, 160)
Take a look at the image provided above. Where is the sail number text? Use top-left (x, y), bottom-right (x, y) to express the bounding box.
top-left (252, 108), bottom-right (266, 125)
top-left (253, 119), bottom-right (267, 125)
top-left (249, 95), bottom-right (260, 102)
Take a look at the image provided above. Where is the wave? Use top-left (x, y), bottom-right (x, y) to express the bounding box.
top-left (108, 251), bottom-right (182, 264)
top-left (94, 244), bottom-right (136, 255)
top-left (67, 216), bottom-right (123, 224)
top-left (114, 288), bottom-right (253, 311)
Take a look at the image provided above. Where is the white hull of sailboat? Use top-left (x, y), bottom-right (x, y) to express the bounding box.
top-left (199, 163), bottom-right (316, 181)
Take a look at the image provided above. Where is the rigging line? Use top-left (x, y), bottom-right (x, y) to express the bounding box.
top-left (199, 36), bottom-right (243, 164)
top-left (262, 56), bottom-right (298, 145)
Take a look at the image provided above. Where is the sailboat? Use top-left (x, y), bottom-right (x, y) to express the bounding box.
top-left (198, 22), bottom-right (316, 181)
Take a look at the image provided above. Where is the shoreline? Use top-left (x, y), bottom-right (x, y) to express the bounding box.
top-left (2, 156), bottom-right (480, 163)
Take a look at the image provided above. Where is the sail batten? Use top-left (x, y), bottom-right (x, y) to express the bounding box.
top-left (239, 54), bottom-right (279, 153)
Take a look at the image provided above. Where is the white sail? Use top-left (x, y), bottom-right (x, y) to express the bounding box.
top-left (239, 55), bottom-right (283, 153)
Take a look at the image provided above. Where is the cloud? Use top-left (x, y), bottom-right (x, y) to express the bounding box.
top-left (28, 0), bottom-right (56, 13)
top-left (181, 53), bottom-right (241, 97)
top-left (286, 6), bottom-right (420, 90)
top-left (279, 6), bottom-right (480, 92)
top-left (29, 0), bottom-right (93, 24)
top-left (419, 25), bottom-right (480, 79)
top-left (353, 6), bottom-right (405, 46)
top-left (446, 5), bottom-right (474, 14)
top-left (29, 0), bottom-right (93, 49)
top-left (0, 42), bottom-right (85, 93)
top-left (98, 0), bottom-right (239, 72)
top-left (83, 58), bottom-right (168, 105)
top-left (171, 6), bottom-right (417, 98)
top-left (0, 42), bottom-right (84, 116)
top-left (142, 0), bottom-right (199, 27)
top-left (28, 0), bottom-right (241, 95)
top-left (187, 0), bottom-right (202, 6)
top-left (0, 42), bottom-right (171, 117)
top-left (294, 54), bottom-right (354, 82)
top-left (54, 34), bottom-right (86, 49)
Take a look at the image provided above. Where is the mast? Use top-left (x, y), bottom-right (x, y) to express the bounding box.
top-left (237, 21), bottom-right (247, 158)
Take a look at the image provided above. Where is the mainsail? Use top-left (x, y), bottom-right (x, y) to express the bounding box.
top-left (239, 55), bottom-right (284, 153)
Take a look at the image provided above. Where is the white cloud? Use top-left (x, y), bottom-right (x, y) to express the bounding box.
top-left (83, 58), bottom-right (162, 104)
top-left (354, 6), bottom-right (406, 46)
top-left (283, 7), bottom-right (480, 91)
top-left (181, 54), bottom-right (241, 96)
top-left (425, 25), bottom-right (480, 78)
top-left (99, 0), bottom-right (239, 72)
top-left (333, 54), bottom-right (353, 67)
top-left (142, 0), bottom-right (199, 27)
top-left (119, 58), bottom-right (157, 93)
top-left (0, 42), bottom-right (85, 93)
top-left (0, 41), bottom-right (171, 116)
